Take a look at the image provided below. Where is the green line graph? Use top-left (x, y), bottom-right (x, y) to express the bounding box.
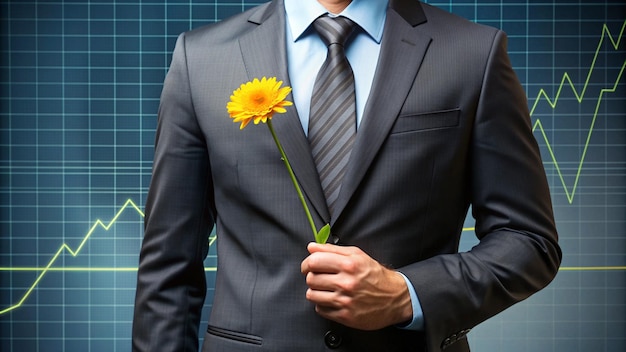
top-left (0, 190), bottom-right (622, 332)
top-left (0, 199), bottom-right (144, 315)
top-left (530, 20), bottom-right (626, 204)
top-left (0, 199), bottom-right (218, 315)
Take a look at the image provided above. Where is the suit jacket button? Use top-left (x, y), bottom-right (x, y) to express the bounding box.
top-left (324, 330), bottom-right (342, 349)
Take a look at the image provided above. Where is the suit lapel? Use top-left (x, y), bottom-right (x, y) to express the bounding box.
top-left (332, 1), bottom-right (432, 221)
top-left (239, 0), bottom-right (330, 223)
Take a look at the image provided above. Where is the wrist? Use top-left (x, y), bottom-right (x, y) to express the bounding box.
top-left (391, 270), bottom-right (414, 324)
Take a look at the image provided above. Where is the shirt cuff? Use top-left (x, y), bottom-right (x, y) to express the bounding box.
top-left (396, 271), bottom-right (424, 331)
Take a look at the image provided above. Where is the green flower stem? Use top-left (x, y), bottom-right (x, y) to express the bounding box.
top-left (266, 120), bottom-right (318, 239)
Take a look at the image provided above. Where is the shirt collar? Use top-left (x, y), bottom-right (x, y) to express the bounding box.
top-left (284, 0), bottom-right (388, 44)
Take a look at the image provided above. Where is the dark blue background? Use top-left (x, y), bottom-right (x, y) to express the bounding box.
top-left (1, 1), bottom-right (625, 350)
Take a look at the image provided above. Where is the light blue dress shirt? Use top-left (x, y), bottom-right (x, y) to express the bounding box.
top-left (283, 0), bottom-right (424, 331)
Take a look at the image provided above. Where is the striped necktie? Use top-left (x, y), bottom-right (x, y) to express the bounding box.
top-left (308, 15), bottom-right (357, 216)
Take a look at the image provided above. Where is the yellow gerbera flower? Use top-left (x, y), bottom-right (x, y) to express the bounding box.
top-left (225, 77), bottom-right (330, 243)
top-left (226, 77), bottom-right (293, 129)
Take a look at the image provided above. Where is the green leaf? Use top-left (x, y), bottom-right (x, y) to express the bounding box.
top-left (315, 224), bottom-right (331, 244)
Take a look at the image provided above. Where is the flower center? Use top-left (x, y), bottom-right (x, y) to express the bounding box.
top-left (250, 91), bottom-right (268, 107)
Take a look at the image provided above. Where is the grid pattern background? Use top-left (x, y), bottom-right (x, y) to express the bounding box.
top-left (1, 1), bottom-right (625, 351)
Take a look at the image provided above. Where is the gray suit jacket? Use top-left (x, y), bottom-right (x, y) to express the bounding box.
top-left (132, 0), bottom-right (561, 351)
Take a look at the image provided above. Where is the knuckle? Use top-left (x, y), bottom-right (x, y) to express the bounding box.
top-left (337, 295), bottom-right (353, 309)
top-left (339, 258), bottom-right (357, 273)
top-left (338, 277), bottom-right (358, 293)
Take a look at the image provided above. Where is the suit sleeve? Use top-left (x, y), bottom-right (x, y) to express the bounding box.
top-left (399, 30), bottom-right (562, 351)
top-left (132, 32), bottom-right (214, 352)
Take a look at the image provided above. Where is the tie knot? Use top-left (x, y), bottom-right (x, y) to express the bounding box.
top-left (313, 15), bottom-right (356, 47)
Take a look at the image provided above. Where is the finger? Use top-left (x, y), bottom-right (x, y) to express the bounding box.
top-left (305, 287), bottom-right (346, 309)
top-left (305, 270), bottom-right (340, 292)
top-left (301, 251), bottom-right (345, 274)
top-left (312, 300), bottom-right (354, 327)
top-left (314, 304), bottom-right (348, 321)
top-left (307, 242), bottom-right (358, 255)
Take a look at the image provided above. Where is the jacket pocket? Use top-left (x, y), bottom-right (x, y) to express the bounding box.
top-left (207, 325), bottom-right (263, 346)
top-left (391, 108), bottom-right (460, 134)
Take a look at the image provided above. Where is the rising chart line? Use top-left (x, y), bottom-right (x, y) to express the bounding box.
top-left (0, 199), bottom-right (145, 315)
top-left (0, 199), bottom-right (219, 315)
top-left (530, 20), bottom-right (626, 204)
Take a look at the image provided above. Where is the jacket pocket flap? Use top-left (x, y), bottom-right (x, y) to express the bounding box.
top-left (391, 108), bottom-right (460, 134)
top-left (207, 325), bottom-right (263, 345)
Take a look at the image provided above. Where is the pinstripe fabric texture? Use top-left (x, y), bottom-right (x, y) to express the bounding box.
top-left (308, 15), bottom-right (357, 216)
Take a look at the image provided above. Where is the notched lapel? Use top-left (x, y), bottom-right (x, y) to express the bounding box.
top-left (332, 3), bottom-right (432, 221)
top-left (238, 0), bottom-right (330, 224)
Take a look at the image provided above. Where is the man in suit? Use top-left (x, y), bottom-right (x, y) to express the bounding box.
top-left (132, 0), bottom-right (561, 351)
